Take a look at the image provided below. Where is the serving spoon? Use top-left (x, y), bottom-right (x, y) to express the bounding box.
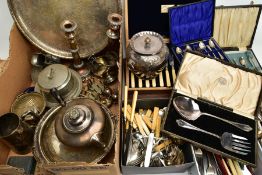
top-left (173, 96), bottom-right (252, 132)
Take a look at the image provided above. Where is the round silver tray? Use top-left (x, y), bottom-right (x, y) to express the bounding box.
top-left (8, 0), bottom-right (119, 59)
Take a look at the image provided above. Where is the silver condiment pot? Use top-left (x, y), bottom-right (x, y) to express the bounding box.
top-left (36, 64), bottom-right (82, 107)
top-left (127, 31), bottom-right (169, 79)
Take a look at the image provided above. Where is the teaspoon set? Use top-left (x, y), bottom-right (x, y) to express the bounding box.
top-left (175, 39), bottom-right (225, 60)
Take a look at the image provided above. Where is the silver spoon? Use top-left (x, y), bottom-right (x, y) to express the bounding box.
top-left (176, 47), bottom-right (183, 55)
top-left (239, 57), bottom-right (246, 67)
top-left (173, 96), bottom-right (253, 132)
top-left (133, 132), bottom-right (146, 147)
top-left (185, 45), bottom-right (192, 51)
top-left (199, 41), bottom-right (207, 50)
top-left (209, 40), bottom-right (224, 60)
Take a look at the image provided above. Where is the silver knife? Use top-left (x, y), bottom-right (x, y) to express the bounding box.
top-left (144, 132), bottom-right (154, 167)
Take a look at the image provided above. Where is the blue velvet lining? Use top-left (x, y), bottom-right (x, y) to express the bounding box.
top-left (169, 0), bottom-right (215, 45)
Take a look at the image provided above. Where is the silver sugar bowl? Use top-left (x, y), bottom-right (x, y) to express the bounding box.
top-left (35, 64), bottom-right (82, 107)
top-left (127, 31), bottom-right (169, 79)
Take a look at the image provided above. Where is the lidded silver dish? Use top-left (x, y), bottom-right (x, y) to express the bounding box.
top-left (35, 64), bottom-right (82, 107)
top-left (33, 98), bottom-right (115, 163)
top-left (127, 31), bottom-right (169, 79)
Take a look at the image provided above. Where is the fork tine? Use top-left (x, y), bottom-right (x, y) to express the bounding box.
top-left (232, 134), bottom-right (248, 141)
top-left (232, 139), bottom-right (251, 145)
top-left (232, 142), bottom-right (251, 149)
top-left (232, 146), bottom-right (251, 152)
top-left (230, 149), bottom-right (248, 155)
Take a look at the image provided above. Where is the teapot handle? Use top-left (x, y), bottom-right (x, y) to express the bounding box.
top-left (50, 88), bottom-right (66, 107)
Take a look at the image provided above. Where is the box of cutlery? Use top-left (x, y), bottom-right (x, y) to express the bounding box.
top-left (124, 0), bottom-right (202, 91)
top-left (213, 5), bottom-right (262, 73)
top-left (169, 0), bottom-right (230, 68)
top-left (120, 96), bottom-right (200, 174)
top-left (162, 51), bottom-right (262, 166)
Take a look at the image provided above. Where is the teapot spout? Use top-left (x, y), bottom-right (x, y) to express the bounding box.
top-left (90, 132), bottom-right (106, 148)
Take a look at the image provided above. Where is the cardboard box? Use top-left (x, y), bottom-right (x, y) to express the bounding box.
top-left (213, 5), bottom-right (262, 72)
top-left (0, 24), bottom-right (122, 174)
top-left (162, 51), bottom-right (262, 166)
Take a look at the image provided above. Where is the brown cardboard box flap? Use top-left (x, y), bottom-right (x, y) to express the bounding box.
top-left (0, 25), bottom-right (32, 116)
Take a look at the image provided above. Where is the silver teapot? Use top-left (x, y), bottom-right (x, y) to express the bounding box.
top-left (54, 99), bottom-right (106, 148)
top-left (127, 31), bottom-right (169, 79)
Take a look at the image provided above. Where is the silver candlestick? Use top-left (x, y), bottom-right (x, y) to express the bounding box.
top-left (61, 20), bottom-right (90, 78)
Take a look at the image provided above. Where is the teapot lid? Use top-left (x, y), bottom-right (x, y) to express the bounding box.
top-left (62, 105), bottom-right (93, 134)
top-left (38, 64), bottom-right (71, 90)
top-left (130, 31), bottom-right (164, 55)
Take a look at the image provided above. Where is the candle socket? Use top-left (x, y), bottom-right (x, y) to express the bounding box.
top-left (61, 20), bottom-right (90, 78)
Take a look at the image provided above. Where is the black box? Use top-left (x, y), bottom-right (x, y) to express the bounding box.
top-left (120, 98), bottom-right (199, 174)
top-left (168, 0), bottom-right (229, 70)
top-left (162, 51), bottom-right (262, 166)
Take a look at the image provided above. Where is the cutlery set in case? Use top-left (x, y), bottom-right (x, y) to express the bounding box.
top-left (213, 5), bottom-right (262, 73)
top-left (169, 0), bottom-right (229, 67)
top-left (162, 52), bottom-right (262, 166)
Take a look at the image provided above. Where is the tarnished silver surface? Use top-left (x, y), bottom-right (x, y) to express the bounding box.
top-left (35, 65), bottom-right (82, 107)
top-left (7, 0), bottom-right (120, 59)
top-left (55, 99), bottom-right (106, 147)
top-left (11, 92), bottom-right (46, 118)
top-left (127, 31), bottom-right (169, 79)
top-left (33, 98), bottom-right (115, 163)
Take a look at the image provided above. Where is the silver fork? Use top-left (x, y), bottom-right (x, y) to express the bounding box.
top-left (176, 119), bottom-right (251, 155)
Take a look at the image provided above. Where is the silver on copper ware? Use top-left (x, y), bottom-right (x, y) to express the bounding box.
top-left (127, 31), bottom-right (169, 80)
top-left (106, 13), bottom-right (123, 40)
top-left (0, 113), bottom-right (34, 154)
top-left (7, 0), bottom-right (119, 59)
top-left (35, 64), bottom-right (82, 108)
top-left (31, 53), bottom-right (46, 67)
top-left (11, 92), bottom-right (46, 127)
top-left (61, 20), bottom-right (90, 78)
top-left (33, 98), bottom-right (115, 163)
top-left (92, 53), bottom-right (118, 83)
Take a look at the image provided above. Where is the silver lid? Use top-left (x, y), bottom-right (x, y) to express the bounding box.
top-left (38, 64), bottom-right (71, 90)
top-left (62, 105), bottom-right (93, 134)
top-left (130, 31), bottom-right (164, 55)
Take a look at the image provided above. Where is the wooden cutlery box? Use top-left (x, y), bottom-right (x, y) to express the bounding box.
top-left (213, 5), bottom-right (262, 73)
top-left (124, 0), bottom-right (201, 91)
top-left (162, 51), bottom-right (262, 166)
top-left (168, 0), bottom-right (230, 69)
